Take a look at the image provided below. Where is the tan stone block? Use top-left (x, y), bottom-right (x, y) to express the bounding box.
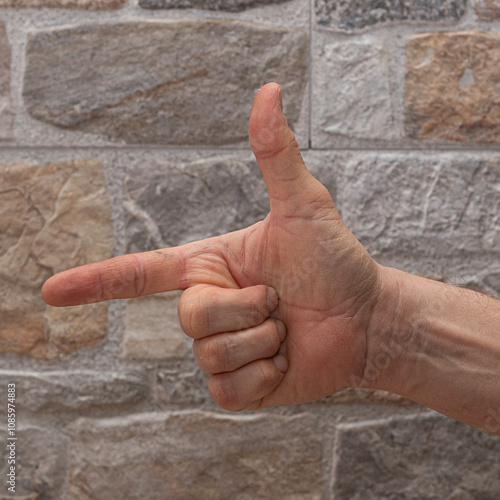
top-left (123, 291), bottom-right (187, 359)
top-left (474, 0), bottom-right (500, 19)
top-left (404, 30), bottom-right (500, 143)
top-left (0, 159), bottom-right (113, 359)
top-left (0, 0), bottom-right (127, 9)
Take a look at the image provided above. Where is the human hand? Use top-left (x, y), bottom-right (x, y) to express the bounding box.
top-left (42, 83), bottom-right (382, 411)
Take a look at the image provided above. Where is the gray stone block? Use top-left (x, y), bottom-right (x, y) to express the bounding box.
top-left (139, 0), bottom-right (291, 11)
top-left (0, 425), bottom-right (69, 500)
top-left (315, 0), bottom-right (467, 30)
top-left (0, 371), bottom-right (149, 411)
top-left (333, 412), bottom-right (500, 498)
top-left (68, 411), bottom-right (323, 499)
top-left (124, 157), bottom-right (269, 252)
top-left (336, 153), bottom-right (500, 267)
top-left (0, 20), bottom-right (13, 140)
top-left (23, 19), bottom-right (308, 146)
top-left (312, 37), bottom-right (394, 144)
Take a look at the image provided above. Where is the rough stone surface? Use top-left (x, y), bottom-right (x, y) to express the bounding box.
top-left (0, 371), bottom-right (148, 411)
top-left (312, 38), bottom-right (393, 142)
top-left (139, 0), bottom-right (291, 11)
top-left (68, 412), bottom-right (322, 499)
top-left (123, 291), bottom-right (187, 359)
top-left (333, 413), bottom-right (500, 498)
top-left (315, 0), bottom-right (467, 30)
top-left (0, 425), bottom-right (69, 500)
top-left (23, 19), bottom-right (308, 146)
top-left (318, 388), bottom-right (414, 405)
top-left (125, 157), bottom-right (270, 251)
top-left (0, 20), bottom-right (13, 140)
top-left (0, 0), bottom-right (127, 8)
top-left (336, 153), bottom-right (500, 266)
top-left (0, 159), bottom-right (113, 359)
top-left (474, 0), bottom-right (500, 19)
top-left (155, 366), bottom-right (213, 406)
top-left (404, 31), bottom-right (500, 143)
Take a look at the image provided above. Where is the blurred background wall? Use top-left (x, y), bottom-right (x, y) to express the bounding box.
top-left (1, 0), bottom-right (500, 498)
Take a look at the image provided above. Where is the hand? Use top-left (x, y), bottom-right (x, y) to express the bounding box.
top-left (42, 83), bottom-right (382, 412)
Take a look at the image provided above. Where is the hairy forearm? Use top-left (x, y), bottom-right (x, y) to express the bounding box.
top-left (364, 266), bottom-right (500, 435)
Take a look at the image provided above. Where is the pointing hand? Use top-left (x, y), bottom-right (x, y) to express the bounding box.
top-left (42, 83), bottom-right (382, 411)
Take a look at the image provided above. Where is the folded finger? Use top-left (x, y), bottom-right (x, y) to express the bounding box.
top-left (178, 284), bottom-right (278, 339)
top-left (208, 356), bottom-right (288, 412)
top-left (193, 318), bottom-right (286, 374)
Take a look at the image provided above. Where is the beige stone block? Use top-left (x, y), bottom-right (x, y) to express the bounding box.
top-left (404, 30), bottom-right (500, 143)
top-left (0, 159), bottom-right (113, 359)
top-left (0, 0), bottom-right (127, 9)
top-left (68, 411), bottom-right (323, 499)
top-left (123, 291), bottom-right (187, 359)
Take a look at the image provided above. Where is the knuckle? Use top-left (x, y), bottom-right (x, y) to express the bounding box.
top-left (199, 336), bottom-right (230, 374)
top-left (258, 362), bottom-right (280, 388)
top-left (208, 374), bottom-right (241, 412)
top-left (178, 291), bottom-right (209, 338)
top-left (269, 320), bottom-right (283, 352)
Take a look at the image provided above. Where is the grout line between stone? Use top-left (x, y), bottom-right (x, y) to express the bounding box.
top-left (1, 145), bottom-right (500, 153)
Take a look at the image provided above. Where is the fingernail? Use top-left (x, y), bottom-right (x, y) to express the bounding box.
top-left (276, 320), bottom-right (286, 342)
top-left (267, 287), bottom-right (278, 312)
top-left (277, 86), bottom-right (283, 111)
top-left (273, 353), bottom-right (288, 373)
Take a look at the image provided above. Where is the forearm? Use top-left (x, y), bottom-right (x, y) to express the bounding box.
top-left (365, 266), bottom-right (500, 435)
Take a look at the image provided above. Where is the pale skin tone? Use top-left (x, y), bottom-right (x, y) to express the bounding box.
top-left (42, 83), bottom-right (500, 436)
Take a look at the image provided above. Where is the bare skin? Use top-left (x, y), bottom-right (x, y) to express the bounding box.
top-left (42, 83), bottom-right (500, 435)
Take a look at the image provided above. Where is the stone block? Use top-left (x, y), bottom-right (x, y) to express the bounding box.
top-left (318, 388), bottom-right (414, 405)
top-left (333, 412), bottom-right (500, 498)
top-left (139, 0), bottom-right (291, 11)
top-left (0, 159), bottom-right (113, 359)
top-left (0, 20), bottom-right (13, 140)
top-left (336, 153), bottom-right (500, 267)
top-left (312, 38), bottom-right (393, 144)
top-left (404, 30), bottom-right (500, 143)
top-left (0, 0), bottom-right (127, 8)
top-left (315, 0), bottom-right (466, 30)
top-left (155, 366), bottom-right (213, 406)
top-left (123, 291), bottom-right (187, 359)
top-left (474, 0), bottom-right (500, 20)
top-left (125, 157), bottom-right (269, 252)
top-left (0, 371), bottom-right (148, 411)
top-left (68, 411), bottom-right (323, 499)
top-left (0, 425), bottom-right (68, 500)
top-left (23, 19), bottom-right (308, 146)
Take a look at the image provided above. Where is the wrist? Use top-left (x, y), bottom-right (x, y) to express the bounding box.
top-left (359, 265), bottom-right (421, 394)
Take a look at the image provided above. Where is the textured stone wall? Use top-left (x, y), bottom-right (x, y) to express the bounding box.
top-left (0, 1), bottom-right (499, 498)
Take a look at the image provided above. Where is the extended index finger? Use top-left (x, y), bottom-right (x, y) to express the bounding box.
top-left (41, 248), bottom-right (187, 307)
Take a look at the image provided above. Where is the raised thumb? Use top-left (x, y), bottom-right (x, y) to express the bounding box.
top-left (248, 83), bottom-right (322, 216)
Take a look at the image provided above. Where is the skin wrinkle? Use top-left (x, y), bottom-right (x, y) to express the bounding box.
top-left (130, 253), bottom-right (147, 298)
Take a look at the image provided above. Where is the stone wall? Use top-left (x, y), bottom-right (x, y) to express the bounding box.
top-left (1, 0), bottom-right (500, 498)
